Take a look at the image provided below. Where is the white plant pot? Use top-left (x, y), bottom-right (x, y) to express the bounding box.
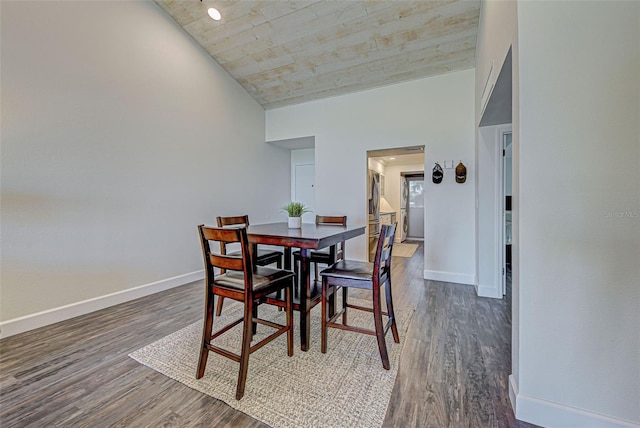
top-left (288, 216), bottom-right (302, 229)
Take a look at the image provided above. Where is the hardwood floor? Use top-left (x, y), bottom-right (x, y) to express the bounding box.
top-left (0, 241), bottom-right (536, 427)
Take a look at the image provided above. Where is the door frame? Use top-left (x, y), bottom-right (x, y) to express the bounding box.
top-left (495, 125), bottom-right (512, 296)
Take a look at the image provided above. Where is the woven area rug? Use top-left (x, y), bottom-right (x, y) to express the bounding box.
top-left (130, 299), bottom-right (413, 428)
top-left (392, 243), bottom-right (418, 258)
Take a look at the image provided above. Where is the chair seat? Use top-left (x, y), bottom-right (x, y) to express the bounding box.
top-left (214, 266), bottom-right (294, 291)
top-left (228, 248), bottom-right (283, 265)
top-left (228, 248), bottom-right (283, 259)
top-left (320, 260), bottom-right (374, 281)
top-left (292, 248), bottom-right (332, 263)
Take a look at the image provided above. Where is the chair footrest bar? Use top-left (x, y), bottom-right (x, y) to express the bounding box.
top-left (254, 317), bottom-right (285, 330)
top-left (250, 327), bottom-right (290, 353)
top-left (326, 321), bottom-right (376, 336)
top-left (207, 344), bottom-right (241, 362)
top-left (327, 308), bottom-right (346, 324)
top-left (345, 303), bottom-right (389, 317)
top-left (210, 317), bottom-right (244, 340)
top-left (383, 318), bottom-right (394, 335)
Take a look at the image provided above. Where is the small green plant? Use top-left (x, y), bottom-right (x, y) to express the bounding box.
top-left (282, 201), bottom-right (311, 217)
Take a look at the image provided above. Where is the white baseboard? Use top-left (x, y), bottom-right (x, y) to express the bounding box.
top-left (423, 269), bottom-right (474, 286)
top-left (476, 283), bottom-right (503, 299)
top-left (0, 270), bottom-right (204, 339)
top-left (510, 375), bottom-right (640, 428)
top-left (508, 374), bottom-right (518, 415)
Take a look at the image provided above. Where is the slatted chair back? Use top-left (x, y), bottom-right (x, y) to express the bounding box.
top-left (316, 215), bottom-right (348, 260)
top-left (213, 215), bottom-right (284, 316)
top-left (373, 222), bottom-right (397, 288)
top-left (315, 215), bottom-right (347, 225)
top-left (216, 215), bottom-right (249, 256)
top-left (217, 215), bottom-right (250, 227)
top-left (198, 225), bottom-right (254, 295)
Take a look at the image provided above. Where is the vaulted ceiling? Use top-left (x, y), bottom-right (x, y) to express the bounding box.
top-left (155, 0), bottom-right (480, 110)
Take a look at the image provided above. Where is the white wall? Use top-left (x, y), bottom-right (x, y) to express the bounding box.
top-left (267, 70), bottom-right (476, 285)
top-left (477, 1), bottom-right (640, 426)
top-left (291, 148), bottom-right (316, 222)
top-left (0, 1), bottom-right (290, 334)
top-left (516, 1), bottom-right (640, 425)
top-left (475, 0), bottom-right (521, 408)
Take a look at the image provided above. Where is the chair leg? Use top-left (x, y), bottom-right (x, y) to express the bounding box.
top-left (215, 296), bottom-right (224, 316)
top-left (252, 305), bottom-right (258, 335)
top-left (314, 262), bottom-right (319, 281)
top-left (373, 285), bottom-right (391, 370)
top-left (342, 286), bottom-right (348, 325)
top-left (384, 278), bottom-right (400, 343)
top-left (293, 258), bottom-right (300, 298)
top-left (236, 299), bottom-right (254, 400)
top-left (321, 277), bottom-right (328, 354)
top-left (286, 283), bottom-right (294, 357)
top-left (327, 288), bottom-right (335, 318)
top-left (196, 289), bottom-right (215, 379)
top-left (276, 256), bottom-right (284, 303)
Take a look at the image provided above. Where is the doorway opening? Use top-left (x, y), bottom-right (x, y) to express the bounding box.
top-left (367, 146), bottom-right (425, 261)
top-left (501, 131), bottom-right (513, 296)
top-left (403, 173), bottom-right (425, 241)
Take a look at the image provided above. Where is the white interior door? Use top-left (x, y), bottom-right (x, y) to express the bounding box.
top-left (294, 164), bottom-right (315, 221)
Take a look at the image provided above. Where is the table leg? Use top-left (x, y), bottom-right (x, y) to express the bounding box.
top-left (250, 243), bottom-right (258, 271)
top-left (284, 247), bottom-right (292, 270)
top-left (328, 245), bottom-right (336, 317)
top-left (250, 243), bottom-right (258, 333)
top-left (299, 248), bottom-right (311, 351)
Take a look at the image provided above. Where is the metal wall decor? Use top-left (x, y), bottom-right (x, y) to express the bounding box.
top-left (433, 160), bottom-right (467, 183)
top-left (455, 162), bottom-right (467, 183)
top-left (432, 162), bottom-right (444, 183)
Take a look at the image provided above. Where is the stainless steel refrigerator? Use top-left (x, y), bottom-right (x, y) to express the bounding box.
top-left (368, 170), bottom-right (380, 262)
top-left (399, 177), bottom-right (408, 242)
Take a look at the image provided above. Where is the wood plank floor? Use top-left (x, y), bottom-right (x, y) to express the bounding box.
top-left (1, 241), bottom-right (537, 427)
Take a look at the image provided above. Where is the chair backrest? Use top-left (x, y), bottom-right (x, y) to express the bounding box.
top-left (217, 215), bottom-right (250, 228)
top-left (216, 215), bottom-right (250, 258)
top-left (316, 215), bottom-right (347, 260)
top-left (373, 223), bottom-right (397, 285)
top-left (198, 224), bottom-right (254, 292)
top-left (315, 215), bottom-right (347, 226)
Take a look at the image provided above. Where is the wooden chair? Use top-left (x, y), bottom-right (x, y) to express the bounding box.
top-left (319, 223), bottom-right (399, 369)
top-left (215, 215), bottom-right (284, 316)
top-left (293, 215), bottom-right (347, 290)
top-left (196, 224), bottom-right (294, 400)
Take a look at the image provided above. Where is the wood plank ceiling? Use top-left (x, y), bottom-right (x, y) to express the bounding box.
top-left (155, 0), bottom-right (480, 109)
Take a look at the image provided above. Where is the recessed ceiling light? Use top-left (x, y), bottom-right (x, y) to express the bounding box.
top-left (208, 7), bottom-right (221, 21)
top-left (389, 157), bottom-right (396, 160)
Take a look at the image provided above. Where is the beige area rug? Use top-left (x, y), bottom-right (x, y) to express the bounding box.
top-left (392, 243), bottom-right (418, 258)
top-left (130, 299), bottom-right (413, 428)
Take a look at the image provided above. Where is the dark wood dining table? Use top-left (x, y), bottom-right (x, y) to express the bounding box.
top-left (246, 222), bottom-right (366, 351)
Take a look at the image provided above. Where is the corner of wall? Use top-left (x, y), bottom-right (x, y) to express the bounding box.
top-left (476, 283), bottom-right (503, 299)
top-left (424, 269), bottom-right (475, 286)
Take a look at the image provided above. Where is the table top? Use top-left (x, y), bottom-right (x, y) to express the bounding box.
top-left (247, 222), bottom-right (365, 249)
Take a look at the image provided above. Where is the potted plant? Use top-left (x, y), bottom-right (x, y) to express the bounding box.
top-left (282, 201), bottom-right (311, 228)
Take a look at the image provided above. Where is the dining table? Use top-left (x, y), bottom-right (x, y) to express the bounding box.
top-left (246, 221), bottom-right (366, 351)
